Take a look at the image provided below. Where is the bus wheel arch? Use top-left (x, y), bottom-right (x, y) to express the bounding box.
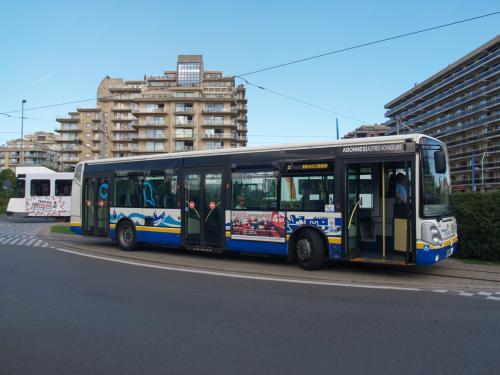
top-left (116, 219), bottom-right (137, 251)
top-left (290, 226), bottom-right (328, 270)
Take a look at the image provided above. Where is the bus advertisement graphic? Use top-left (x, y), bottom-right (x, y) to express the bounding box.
top-left (231, 211), bottom-right (286, 242)
top-left (26, 196), bottom-right (66, 216)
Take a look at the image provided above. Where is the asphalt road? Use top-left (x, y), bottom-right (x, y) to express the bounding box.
top-left (1, 241), bottom-right (499, 375)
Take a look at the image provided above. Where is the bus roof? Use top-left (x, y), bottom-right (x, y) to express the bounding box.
top-left (80, 133), bottom-right (439, 166)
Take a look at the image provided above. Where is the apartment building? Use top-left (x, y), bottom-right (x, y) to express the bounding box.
top-left (0, 131), bottom-right (59, 171)
top-left (342, 124), bottom-right (389, 139)
top-left (56, 55), bottom-right (248, 171)
top-left (384, 35), bottom-right (499, 191)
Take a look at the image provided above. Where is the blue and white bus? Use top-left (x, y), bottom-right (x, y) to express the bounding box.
top-left (70, 134), bottom-right (458, 269)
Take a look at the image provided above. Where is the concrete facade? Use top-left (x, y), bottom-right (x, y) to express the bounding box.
top-left (343, 124), bottom-right (389, 139)
top-left (56, 55), bottom-right (247, 171)
top-left (384, 35), bottom-right (499, 191)
top-left (0, 131), bottom-right (59, 171)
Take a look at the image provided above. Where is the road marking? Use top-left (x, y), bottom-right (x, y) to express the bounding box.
top-left (51, 247), bottom-right (422, 292)
top-left (477, 292), bottom-right (493, 296)
top-left (458, 291), bottom-right (474, 297)
top-left (486, 296), bottom-right (500, 301)
top-left (433, 289), bottom-right (448, 293)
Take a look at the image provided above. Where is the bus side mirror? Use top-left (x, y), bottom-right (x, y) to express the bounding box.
top-left (434, 150), bottom-right (447, 174)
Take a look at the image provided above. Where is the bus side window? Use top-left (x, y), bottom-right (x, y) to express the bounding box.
top-left (55, 180), bottom-right (72, 197)
top-left (31, 179), bottom-right (51, 196)
top-left (280, 175), bottom-right (334, 211)
top-left (14, 179), bottom-right (25, 198)
top-left (143, 170), bottom-right (177, 209)
top-left (231, 171), bottom-right (277, 210)
top-left (114, 172), bottom-right (142, 208)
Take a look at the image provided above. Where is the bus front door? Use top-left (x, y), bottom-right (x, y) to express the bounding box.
top-left (82, 176), bottom-right (109, 236)
top-left (183, 169), bottom-right (225, 251)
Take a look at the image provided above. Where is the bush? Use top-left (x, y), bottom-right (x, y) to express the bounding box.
top-left (451, 191), bottom-right (500, 261)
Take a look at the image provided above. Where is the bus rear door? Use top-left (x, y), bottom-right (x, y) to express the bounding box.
top-left (82, 175), bottom-right (110, 236)
top-left (182, 168), bottom-right (225, 251)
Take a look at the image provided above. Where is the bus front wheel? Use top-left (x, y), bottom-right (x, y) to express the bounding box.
top-left (296, 230), bottom-right (325, 270)
top-left (117, 221), bottom-right (137, 251)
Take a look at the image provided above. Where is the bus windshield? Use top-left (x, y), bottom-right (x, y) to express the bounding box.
top-left (421, 140), bottom-right (452, 217)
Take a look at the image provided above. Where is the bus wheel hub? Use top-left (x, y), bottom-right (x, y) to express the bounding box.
top-left (297, 238), bottom-right (312, 261)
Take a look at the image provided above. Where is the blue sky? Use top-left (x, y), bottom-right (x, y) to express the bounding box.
top-left (0, 0), bottom-right (498, 145)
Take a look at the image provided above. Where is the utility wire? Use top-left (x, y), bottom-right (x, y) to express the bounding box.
top-left (237, 11), bottom-right (500, 77)
top-left (2, 11), bottom-right (497, 118)
top-left (236, 76), bottom-right (367, 123)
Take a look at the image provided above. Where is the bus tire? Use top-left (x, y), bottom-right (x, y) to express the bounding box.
top-left (296, 230), bottom-right (325, 270)
top-left (117, 221), bottom-right (137, 251)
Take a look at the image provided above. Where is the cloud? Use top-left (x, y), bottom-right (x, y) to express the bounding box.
top-left (31, 74), bottom-right (53, 85)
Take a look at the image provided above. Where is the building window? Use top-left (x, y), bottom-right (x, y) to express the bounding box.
top-left (177, 62), bottom-right (201, 86)
top-left (175, 103), bottom-right (193, 112)
top-left (175, 128), bottom-right (193, 138)
top-left (145, 116), bottom-right (164, 125)
top-left (145, 141), bottom-right (164, 151)
top-left (175, 141), bottom-right (193, 151)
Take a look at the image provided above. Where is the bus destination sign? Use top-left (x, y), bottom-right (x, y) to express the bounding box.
top-left (286, 163), bottom-right (330, 171)
top-left (341, 143), bottom-right (404, 154)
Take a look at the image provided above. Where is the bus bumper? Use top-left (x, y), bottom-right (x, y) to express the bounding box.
top-left (70, 223), bottom-right (83, 235)
top-left (416, 237), bottom-right (458, 266)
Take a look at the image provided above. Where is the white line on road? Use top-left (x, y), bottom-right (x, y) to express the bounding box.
top-left (51, 247), bottom-right (422, 292)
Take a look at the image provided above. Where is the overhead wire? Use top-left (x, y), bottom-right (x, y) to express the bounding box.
top-left (0, 11), bottom-right (497, 126)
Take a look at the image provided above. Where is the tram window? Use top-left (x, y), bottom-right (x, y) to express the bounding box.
top-left (30, 179), bottom-right (51, 196)
top-left (281, 175), bottom-right (334, 211)
top-left (114, 172), bottom-right (142, 208)
top-left (232, 171), bottom-right (277, 210)
top-left (55, 180), bottom-right (72, 196)
top-left (143, 169), bottom-right (177, 209)
top-left (14, 179), bottom-right (25, 198)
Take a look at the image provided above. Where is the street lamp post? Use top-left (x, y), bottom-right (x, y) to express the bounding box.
top-left (481, 151), bottom-right (489, 192)
top-left (20, 99), bottom-right (26, 165)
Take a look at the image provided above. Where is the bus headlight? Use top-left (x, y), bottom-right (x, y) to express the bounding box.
top-left (422, 222), bottom-right (442, 246)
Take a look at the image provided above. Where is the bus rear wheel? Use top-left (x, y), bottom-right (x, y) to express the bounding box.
top-left (117, 221), bottom-right (137, 251)
top-left (296, 230), bottom-right (325, 270)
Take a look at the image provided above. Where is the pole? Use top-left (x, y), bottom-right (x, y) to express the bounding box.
top-left (471, 150), bottom-right (476, 191)
top-left (20, 99), bottom-right (26, 165)
top-left (101, 112), bottom-right (107, 159)
top-left (382, 162), bottom-right (386, 259)
top-left (336, 118), bottom-right (339, 140)
top-left (481, 151), bottom-right (488, 192)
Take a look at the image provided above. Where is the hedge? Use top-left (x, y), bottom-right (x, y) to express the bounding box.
top-left (450, 191), bottom-right (500, 261)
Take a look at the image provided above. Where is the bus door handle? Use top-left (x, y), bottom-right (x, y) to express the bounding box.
top-left (348, 199), bottom-right (361, 230)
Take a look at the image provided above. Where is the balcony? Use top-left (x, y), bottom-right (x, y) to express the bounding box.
top-left (386, 49), bottom-right (500, 115)
top-left (387, 80), bottom-right (500, 128)
top-left (202, 132), bottom-right (236, 140)
top-left (139, 133), bottom-right (166, 140)
top-left (132, 107), bottom-right (168, 115)
top-left (57, 125), bottom-right (81, 132)
top-left (60, 137), bottom-right (81, 143)
top-left (112, 114), bottom-right (137, 122)
top-left (174, 119), bottom-right (194, 126)
top-left (202, 120), bottom-right (236, 127)
top-left (174, 146), bottom-right (194, 152)
top-left (202, 107), bottom-right (230, 114)
top-left (174, 107), bottom-right (194, 114)
top-left (111, 126), bottom-right (135, 132)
